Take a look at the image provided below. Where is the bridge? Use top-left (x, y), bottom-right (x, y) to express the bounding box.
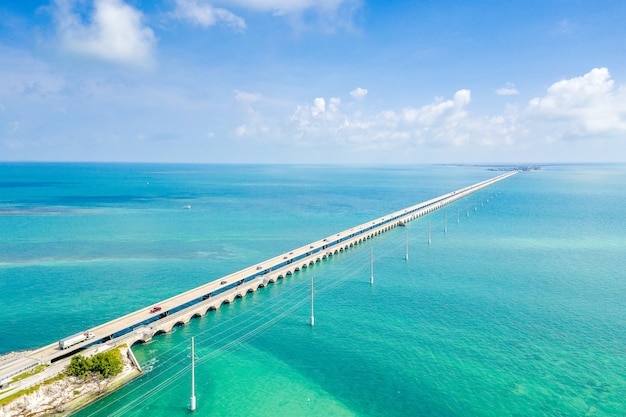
top-left (0, 170), bottom-right (517, 395)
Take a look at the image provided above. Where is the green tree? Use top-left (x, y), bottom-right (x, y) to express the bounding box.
top-left (91, 350), bottom-right (124, 378)
top-left (67, 355), bottom-right (90, 379)
top-left (66, 349), bottom-right (124, 380)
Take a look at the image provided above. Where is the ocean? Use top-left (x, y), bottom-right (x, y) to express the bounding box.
top-left (1, 163), bottom-right (625, 416)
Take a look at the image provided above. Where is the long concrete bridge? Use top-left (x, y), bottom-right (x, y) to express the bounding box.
top-left (0, 170), bottom-right (517, 395)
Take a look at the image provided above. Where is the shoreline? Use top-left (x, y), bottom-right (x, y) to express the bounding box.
top-left (0, 346), bottom-right (142, 417)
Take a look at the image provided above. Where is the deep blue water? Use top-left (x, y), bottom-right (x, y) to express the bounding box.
top-left (1, 163), bottom-right (625, 416)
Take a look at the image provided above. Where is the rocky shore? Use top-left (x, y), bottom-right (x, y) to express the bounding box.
top-left (0, 346), bottom-right (141, 417)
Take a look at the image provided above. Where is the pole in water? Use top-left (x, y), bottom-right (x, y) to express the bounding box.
top-left (405, 228), bottom-right (409, 261)
top-left (457, 206), bottom-right (460, 224)
top-left (310, 276), bottom-right (315, 327)
top-left (189, 337), bottom-right (196, 412)
top-left (428, 220), bottom-right (431, 245)
top-left (444, 211), bottom-right (448, 234)
top-left (370, 247), bottom-right (374, 285)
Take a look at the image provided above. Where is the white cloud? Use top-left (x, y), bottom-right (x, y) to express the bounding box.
top-left (291, 96), bottom-right (342, 123)
top-left (312, 97), bottom-right (326, 116)
top-left (172, 0), bottom-right (246, 31)
top-left (53, 0), bottom-right (156, 68)
top-left (216, 0), bottom-right (361, 32)
top-left (234, 90), bottom-right (264, 125)
top-left (285, 89), bottom-right (485, 151)
top-left (402, 90), bottom-right (470, 125)
top-left (496, 83), bottom-right (519, 96)
top-left (218, 0), bottom-right (352, 15)
top-left (527, 67), bottom-right (626, 139)
top-left (350, 87), bottom-right (368, 99)
top-left (230, 68), bottom-right (626, 159)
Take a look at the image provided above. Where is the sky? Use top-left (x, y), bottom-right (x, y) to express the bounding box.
top-left (1, 0), bottom-right (626, 164)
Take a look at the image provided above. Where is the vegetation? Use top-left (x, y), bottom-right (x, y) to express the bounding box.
top-left (0, 383), bottom-right (42, 407)
top-left (67, 349), bottom-right (124, 380)
top-left (0, 372), bottom-right (65, 407)
top-left (10, 364), bottom-right (48, 383)
top-left (0, 347), bottom-right (132, 411)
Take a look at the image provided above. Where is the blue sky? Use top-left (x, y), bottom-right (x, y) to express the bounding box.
top-left (1, 0), bottom-right (626, 164)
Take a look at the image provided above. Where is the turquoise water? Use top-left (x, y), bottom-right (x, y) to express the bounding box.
top-left (1, 164), bottom-right (625, 416)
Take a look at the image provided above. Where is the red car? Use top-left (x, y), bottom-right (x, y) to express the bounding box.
top-left (149, 306), bottom-right (162, 313)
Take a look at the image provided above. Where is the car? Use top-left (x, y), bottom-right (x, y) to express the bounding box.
top-left (220, 280), bottom-right (227, 285)
top-left (149, 306), bottom-right (162, 313)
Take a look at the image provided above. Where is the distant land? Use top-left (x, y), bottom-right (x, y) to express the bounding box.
top-left (485, 165), bottom-right (542, 172)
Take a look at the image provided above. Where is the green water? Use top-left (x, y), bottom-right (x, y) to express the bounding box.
top-left (1, 164), bottom-right (625, 416)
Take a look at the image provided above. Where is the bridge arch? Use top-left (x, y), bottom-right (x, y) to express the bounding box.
top-left (130, 339), bottom-right (146, 347)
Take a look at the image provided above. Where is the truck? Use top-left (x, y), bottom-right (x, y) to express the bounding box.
top-left (58, 331), bottom-right (95, 350)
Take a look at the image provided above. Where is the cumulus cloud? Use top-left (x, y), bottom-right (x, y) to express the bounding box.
top-left (402, 90), bottom-right (470, 125)
top-left (53, 0), bottom-right (156, 67)
top-left (235, 68), bottom-right (626, 158)
top-left (527, 67), bottom-right (626, 139)
top-left (171, 0), bottom-right (246, 31)
top-left (350, 87), bottom-right (368, 99)
top-left (496, 83), bottom-right (519, 96)
top-left (312, 97), bottom-right (326, 116)
top-left (284, 89), bottom-right (484, 151)
top-left (292, 96), bottom-right (342, 124)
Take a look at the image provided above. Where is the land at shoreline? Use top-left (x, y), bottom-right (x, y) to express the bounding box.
top-left (0, 346), bottom-right (141, 417)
